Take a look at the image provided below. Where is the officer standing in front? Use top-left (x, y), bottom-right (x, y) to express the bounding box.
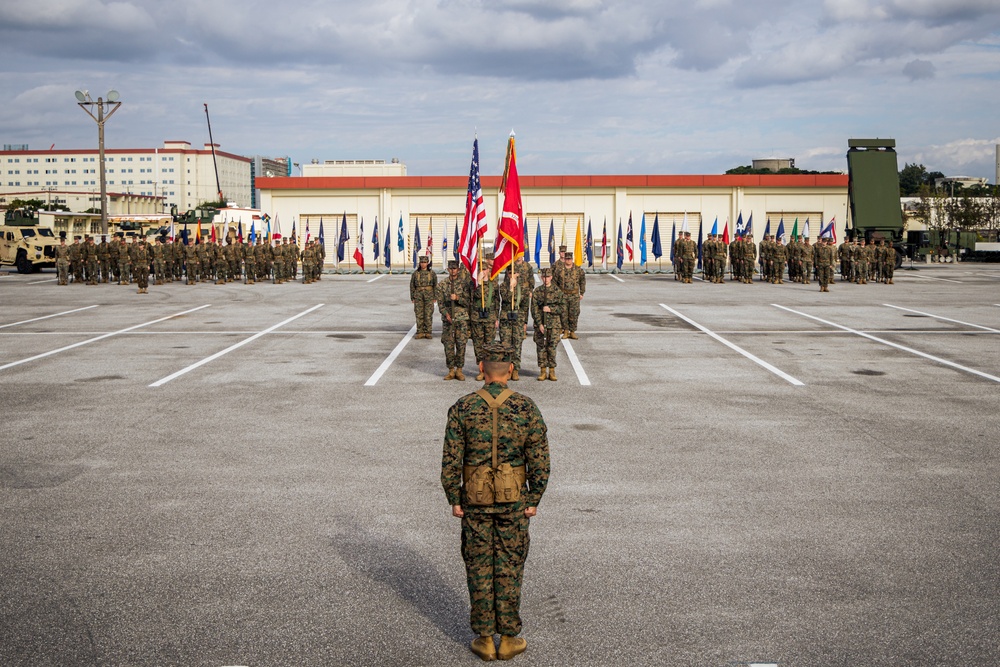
top-left (442, 341), bottom-right (551, 662)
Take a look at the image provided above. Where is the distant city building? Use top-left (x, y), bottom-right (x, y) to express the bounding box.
top-left (934, 176), bottom-right (988, 192)
top-left (249, 155), bottom-right (291, 208)
top-left (752, 158), bottom-right (795, 172)
top-left (0, 141), bottom-right (251, 214)
top-left (302, 159), bottom-right (407, 177)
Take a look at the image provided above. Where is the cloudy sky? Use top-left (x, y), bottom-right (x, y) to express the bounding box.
top-left (2, 0), bottom-right (999, 180)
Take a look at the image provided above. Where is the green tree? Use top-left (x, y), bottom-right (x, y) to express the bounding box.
top-left (898, 163), bottom-right (928, 196)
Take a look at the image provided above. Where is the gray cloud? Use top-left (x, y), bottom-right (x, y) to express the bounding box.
top-left (903, 58), bottom-right (936, 80)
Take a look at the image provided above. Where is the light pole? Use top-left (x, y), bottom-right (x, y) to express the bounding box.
top-left (75, 89), bottom-right (121, 236)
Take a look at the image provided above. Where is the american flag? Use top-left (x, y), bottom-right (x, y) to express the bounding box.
top-left (459, 138), bottom-right (488, 285)
top-left (625, 213), bottom-right (634, 261)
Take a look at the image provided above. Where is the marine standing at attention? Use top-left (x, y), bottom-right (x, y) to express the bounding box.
top-left (410, 254), bottom-right (438, 339)
top-left (438, 259), bottom-right (472, 381)
top-left (555, 252), bottom-right (585, 339)
top-left (442, 342), bottom-right (551, 662)
top-left (531, 268), bottom-right (565, 381)
top-left (469, 252), bottom-right (500, 380)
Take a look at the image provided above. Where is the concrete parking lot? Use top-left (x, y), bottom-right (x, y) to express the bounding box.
top-left (1, 263), bottom-right (998, 666)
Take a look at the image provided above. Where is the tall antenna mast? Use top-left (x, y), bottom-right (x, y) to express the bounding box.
top-left (204, 103), bottom-right (224, 203)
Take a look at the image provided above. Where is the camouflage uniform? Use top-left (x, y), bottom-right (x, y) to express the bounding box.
top-left (884, 244), bottom-right (896, 284)
top-left (131, 239), bottom-right (151, 293)
top-left (801, 239), bottom-right (813, 284)
top-left (69, 239), bottom-right (83, 283)
top-left (55, 241), bottom-right (70, 285)
top-left (118, 240), bottom-right (133, 285)
top-left (441, 346), bottom-right (550, 640)
top-left (410, 256), bottom-right (438, 338)
top-left (555, 254), bottom-right (585, 337)
top-left (531, 270), bottom-right (565, 378)
top-left (498, 263), bottom-right (531, 377)
top-left (152, 239), bottom-right (166, 284)
top-left (185, 243), bottom-right (200, 284)
top-left (97, 238), bottom-right (111, 283)
top-left (469, 260), bottom-right (500, 365)
top-left (437, 261), bottom-right (472, 378)
top-left (817, 238), bottom-right (836, 292)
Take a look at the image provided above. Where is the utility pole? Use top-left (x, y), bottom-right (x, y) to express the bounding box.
top-left (76, 90), bottom-right (122, 236)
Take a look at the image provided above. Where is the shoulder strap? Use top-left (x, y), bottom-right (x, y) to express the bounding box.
top-left (474, 388), bottom-right (514, 469)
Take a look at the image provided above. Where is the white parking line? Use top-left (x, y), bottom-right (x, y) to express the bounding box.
top-left (0, 305), bottom-right (99, 330)
top-left (1, 305), bottom-right (211, 372)
top-left (27, 278), bottom-right (58, 284)
top-left (660, 304), bottom-right (804, 386)
top-left (903, 273), bottom-right (963, 284)
top-left (608, 274), bottom-right (625, 283)
top-left (559, 339), bottom-right (591, 386)
top-left (365, 324), bottom-right (416, 386)
top-left (774, 304), bottom-right (1000, 383)
top-left (367, 274), bottom-right (386, 283)
top-left (884, 304), bottom-right (1000, 333)
top-left (150, 304), bottom-right (324, 387)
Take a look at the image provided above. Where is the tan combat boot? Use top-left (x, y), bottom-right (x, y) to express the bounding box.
top-left (548, 368), bottom-right (557, 381)
top-left (476, 372), bottom-right (485, 381)
top-left (511, 369), bottom-right (520, 381)
top-left (455, 369), bottom-right (466, 381)
top-left (497, 635), bottom-right (527, 660)
top-left (471, 635), bottom-right (497, 661)
top-left (568, 331), bottom-right (578, 340)
top-left (443, 368), bottom-right (456, 381)
top-left (537, 368), bottom-right (547, 381)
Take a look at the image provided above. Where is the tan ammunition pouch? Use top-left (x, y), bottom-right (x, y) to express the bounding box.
top-left (462, 388), bottom-right (526, 506)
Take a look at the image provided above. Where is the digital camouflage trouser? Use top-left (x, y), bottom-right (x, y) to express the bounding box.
top-left (470, 319), bottom-right (496, 364)
top-left (441, 320), bottom-right (469, 370)
top-left (533, 317), bottom-right (561, 368)
top-left (499, 313), bottom-right (527, 372)
top-left (413, 289), bottom-right (435, 335)
top-left (461, 510), bottom-right (530, 637)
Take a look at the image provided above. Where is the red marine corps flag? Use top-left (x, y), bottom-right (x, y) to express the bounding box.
top-left (491, 132), bottom-right (523, 279)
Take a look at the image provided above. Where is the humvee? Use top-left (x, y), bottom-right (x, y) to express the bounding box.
top-left (0, 209), bottom-right (59, 273)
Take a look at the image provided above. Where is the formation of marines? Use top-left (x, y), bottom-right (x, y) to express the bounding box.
top-left (422, 249), bottom-right (578, 383)
top-left (666, 233), bottom-right (896, 291)
top-left (55, 234), bottom-right (328, 293)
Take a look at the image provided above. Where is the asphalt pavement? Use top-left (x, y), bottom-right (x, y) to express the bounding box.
top-left (1, 262), bottom-right (998, 666)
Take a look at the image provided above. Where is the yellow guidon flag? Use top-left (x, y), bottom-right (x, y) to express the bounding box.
top-left (574, 218), bottom-right (583, 266)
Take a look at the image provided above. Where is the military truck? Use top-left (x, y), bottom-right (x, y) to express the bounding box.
top-left (0, 209), bottom-right (59, 273)
top-left (171, 205), bottom-right (219, 244)
top-left (846, 138), bottom-right (906, 268)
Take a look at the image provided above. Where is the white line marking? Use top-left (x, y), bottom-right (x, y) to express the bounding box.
top-left (0, 305), bottom-right (99, 330)
top-left (365, 324), bottom-right (416, 386)
top-left (150, 304), bottom-right (324, 387)
top-left (27, 278), bottom-right (58, 284)
top-left (905, 273), bottom-right (963, 284)
top-left (774, 304), bottom-right (1000, 383)
top-left (608, 274), bottom-right (625, 283)
top-left (0, 305), bottom-right (211, 372)
top-left (973, 273), bottom-right (1000, 279)
top-left (884, 304), bottom-right (1000, 333)
top-left (559, 339), bottom-right (591, 386)
top-left (660, 304), bottom-right (804, 386)
top-left (367, 274), bottom-right (385, 283)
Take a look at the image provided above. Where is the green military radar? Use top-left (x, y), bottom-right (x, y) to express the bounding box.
top-left (847, 138), bottom-right (906, 268)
